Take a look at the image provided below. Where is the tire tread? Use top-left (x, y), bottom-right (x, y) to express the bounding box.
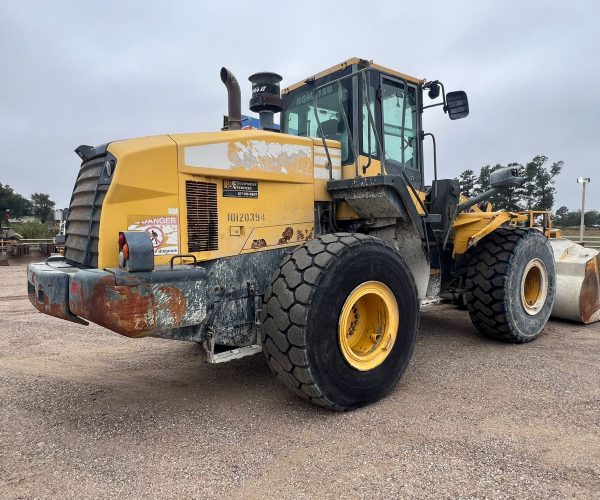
top-left (260, 232), bottom-right (405, 410)
top-left (465, 227), bottom-right (551, 343)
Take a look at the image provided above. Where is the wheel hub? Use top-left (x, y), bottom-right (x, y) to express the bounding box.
top-left (338, 281), bottom-right (399, 371)
top-left (520, 258), bottom-right (549, 315)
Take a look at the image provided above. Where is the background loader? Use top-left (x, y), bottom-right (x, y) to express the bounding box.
top-left (27, 58), bottom-right (600, 410)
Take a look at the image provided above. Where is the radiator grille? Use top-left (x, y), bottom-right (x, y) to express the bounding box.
top-left (64, 157), bottom-right (108, 267)
top-left (186, 181), bottom-right (218, 252)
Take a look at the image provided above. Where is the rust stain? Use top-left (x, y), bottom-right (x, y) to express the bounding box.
top-left (42, 297), bottom-right (69, 320)
top-left (72, 275), bottom-right (154, 338)
top-left (299, 226), bottom-right (313, 241)
top-left (251, 239), bottom-right (267, 249)
top-left (580, 254), bottom-right (600, 324)
top-left (67, 276), bottom-right (190, 337)
top-left (278, 227), bottom-right (294, 245)
top-left (32, 282), bottom-right (69, 321)
top-left (295, 226), bottom-right (314, 242)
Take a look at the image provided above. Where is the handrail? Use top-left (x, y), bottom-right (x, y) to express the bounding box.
top-left (422, 133), bottom-right (438, 199)
top-left (311, 103), bottom-right (334, 179)
top-left (336, 80), bottom-right (359, 177)
top-left (360, 71), bottom-right (387, 175)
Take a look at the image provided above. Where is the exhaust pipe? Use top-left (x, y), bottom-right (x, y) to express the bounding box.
top-left (220, 67), bottom-right (242, 131)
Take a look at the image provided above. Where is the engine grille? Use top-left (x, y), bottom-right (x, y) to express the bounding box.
top-left (186, 181), bottom-right (218, 252)
top-left (64, 157), bottom-right (108, 267)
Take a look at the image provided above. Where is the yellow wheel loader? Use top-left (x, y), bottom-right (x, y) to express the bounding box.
top-left (27, 58), bottom-right (600, 410)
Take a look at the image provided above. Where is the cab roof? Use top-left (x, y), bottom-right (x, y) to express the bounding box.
top-left (282, 57), bottom-right (425, 94)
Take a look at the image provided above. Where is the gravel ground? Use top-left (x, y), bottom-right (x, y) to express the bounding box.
top-left (1, 262), bottom-right (599, 499)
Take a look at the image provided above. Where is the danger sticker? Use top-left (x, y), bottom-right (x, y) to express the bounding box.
top-left (223, 179), bottom-right (258, 199)
top-left (127, 215), bottom-right (179, 255)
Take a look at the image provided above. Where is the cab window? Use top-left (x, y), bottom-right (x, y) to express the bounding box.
top-left (381, 80), bottom-right (419, 171)
top-left (282, 82), bottom-right (353, 163)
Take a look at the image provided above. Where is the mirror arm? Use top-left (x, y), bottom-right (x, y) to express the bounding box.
top-left (422, 81), bottom-right (447, 112)
top-left (439, 81), bottom-right (447, 110)
top-left (422, 102), bottom-right (445, 111)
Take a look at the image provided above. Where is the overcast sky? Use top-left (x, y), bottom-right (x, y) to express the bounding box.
top-left (1, 1), bottom-right (599, 209)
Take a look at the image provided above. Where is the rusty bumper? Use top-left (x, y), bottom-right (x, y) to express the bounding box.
top-left (27, 257), bottom-right (209, 337)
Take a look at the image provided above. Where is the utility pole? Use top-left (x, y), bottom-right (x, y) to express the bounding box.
top-left (577, 177), bottom-right (590, 244)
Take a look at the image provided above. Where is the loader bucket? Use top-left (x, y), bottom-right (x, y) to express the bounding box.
top-left (549, 239), bottom-right (600, 324)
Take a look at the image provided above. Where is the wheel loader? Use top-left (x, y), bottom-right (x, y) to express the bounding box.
top-left (27, 58), bottom-right (600, 410)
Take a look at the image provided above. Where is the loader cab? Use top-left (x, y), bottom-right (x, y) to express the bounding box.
top-left (281, 59), bottom-right (425, 188)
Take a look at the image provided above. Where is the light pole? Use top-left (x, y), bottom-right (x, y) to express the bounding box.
top-left (577, 177), bottom-right (590, 244)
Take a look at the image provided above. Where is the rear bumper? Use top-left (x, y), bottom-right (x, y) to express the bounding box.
top-left (27, 257), bottom-right (208, 337)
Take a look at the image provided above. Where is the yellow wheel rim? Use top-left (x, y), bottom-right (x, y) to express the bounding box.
top-left (520, 258), bottom-right (549, 315)
top-left (338, 281), bottom-right (399, 371)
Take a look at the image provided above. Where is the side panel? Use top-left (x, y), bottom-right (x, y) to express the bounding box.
top-left (312, 140), bottom-right (342, 201)
top-left (340, 156), bottom-right (426, 217)
top-left (177, 172), bottom-right (315, 259)
top-left (173, 130), bottom-right (316, 261)
top-left (99, 136), bottom-right (180, 268)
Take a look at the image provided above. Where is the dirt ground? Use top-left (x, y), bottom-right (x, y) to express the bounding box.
top-left (1, 261), bottom-right (599, 499)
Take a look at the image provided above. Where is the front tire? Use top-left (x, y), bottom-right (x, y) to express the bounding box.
top-left (260, 233), bottom-right (419, 410)
top-left (465, 227), bottom-right (556, 343)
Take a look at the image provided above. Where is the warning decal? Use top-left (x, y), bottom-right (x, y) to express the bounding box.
top-left (127, 215), bottom-right (179, 255)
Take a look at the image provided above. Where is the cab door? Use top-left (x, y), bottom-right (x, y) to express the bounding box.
top-left (379, 76), bottom-right (423, 188)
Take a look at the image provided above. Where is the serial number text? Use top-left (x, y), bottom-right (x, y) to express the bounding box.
top-left (227, 212), bottom-right (266, 223)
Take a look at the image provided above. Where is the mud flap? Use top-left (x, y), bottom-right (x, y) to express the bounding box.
top-left (550, 239), bottom-right (600, 324)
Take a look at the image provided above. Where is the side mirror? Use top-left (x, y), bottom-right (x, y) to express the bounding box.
top-left (446, 91), bottom-right (469, 120)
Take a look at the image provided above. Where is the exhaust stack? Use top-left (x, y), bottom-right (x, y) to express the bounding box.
top-left (220, 67), bottom-right (242, 131)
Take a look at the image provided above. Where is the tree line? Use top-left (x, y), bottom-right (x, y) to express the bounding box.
top-left (0, 182), bottom-right (56, 223)
top-left (458, 155), bottom-right (563, 212)
top-left (457, 155), bottom-right (600, 227)
top-left (554, 207), bottom-right (600, 227)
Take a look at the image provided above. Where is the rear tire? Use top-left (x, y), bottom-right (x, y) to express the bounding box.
top-left (260, 233), bottom-right (419, 410)
top-left (465, 227), bottom-right (556, 343)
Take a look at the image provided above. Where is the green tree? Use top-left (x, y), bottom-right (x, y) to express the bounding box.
top-left (30, 192), bottom-right (55, 223)
top-left (468, 156), bottom-right (563, 212)
top-left (475, 165), bottom-right (492, 195)
top-left (520, 156), bottom-right (562, 211)
top-left (0, 183), bottom-right (12, 211)
top-left (584, 210), bottom-right (600, 227)
top-left (10, 193), bottom-right (32, 218)
top-left (554, 209), bottom-right (581, 228)
top-left (458, 169), bottom-right (478, 198)
top-left (0, 183), bottom-right (33, 218)
top-left (554, 205), bottom-right (569, 225)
